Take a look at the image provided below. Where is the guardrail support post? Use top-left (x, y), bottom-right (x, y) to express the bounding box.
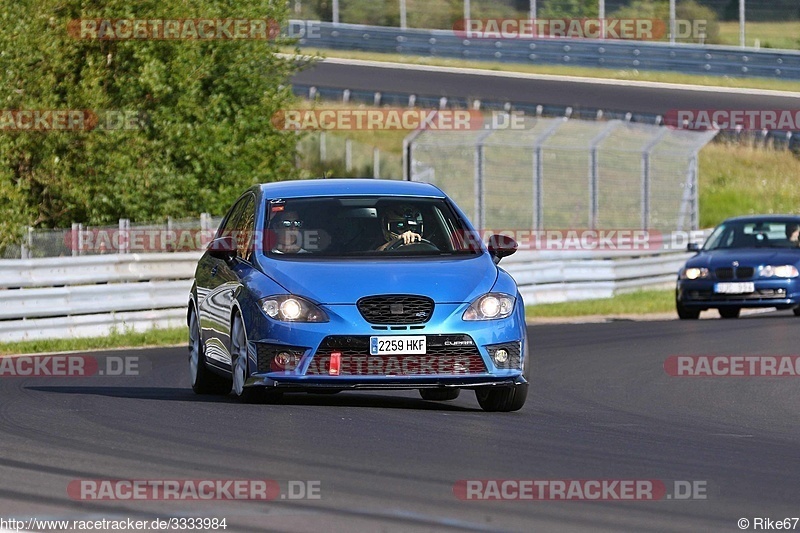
top-left (641, 128), bottom-right (669, 231)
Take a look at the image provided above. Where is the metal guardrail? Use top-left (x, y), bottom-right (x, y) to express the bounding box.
top-left (0, 253), bottom-right (200, 343)
top-left (0, 249), bottom-right (694, 342)
top-left (296, 21), bottom-right (800, 80)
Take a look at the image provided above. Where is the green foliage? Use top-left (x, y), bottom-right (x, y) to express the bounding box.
top-left (609, 0), bottom-right (720, 43)
top-left (539, 0), bottom-right (599, 19)
top-left (0, 0), bottom-right (302, 249)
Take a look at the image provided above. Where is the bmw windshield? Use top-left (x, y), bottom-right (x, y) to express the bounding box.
top-left (263, 196), bottom-right (481, 257)
top-left (703, 219), bottom-right (800, 251)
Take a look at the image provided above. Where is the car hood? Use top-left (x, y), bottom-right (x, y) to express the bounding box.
top-left (687, 249), bottom-right (800, 268)
top-left (260, 254), bottom-right (499, 304)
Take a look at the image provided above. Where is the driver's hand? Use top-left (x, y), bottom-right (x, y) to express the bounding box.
top-left (400, 231), bottom-right (421, 245)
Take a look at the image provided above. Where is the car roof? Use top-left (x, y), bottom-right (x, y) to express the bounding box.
top-left (721, 215), bottom-right (800, 223)
top-left (258, 179), bottom-right (445, 199)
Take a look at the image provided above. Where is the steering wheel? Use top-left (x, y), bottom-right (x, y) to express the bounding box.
top-left (384, 237), bottom-right (438, 252)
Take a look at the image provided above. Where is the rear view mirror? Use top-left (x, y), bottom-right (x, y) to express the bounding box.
top-left (487, 234), bottom-right (518, 262)
top-left (687, 242), bottom-right (700, 252)
top-left (208, 235), bottom-right (237, 262)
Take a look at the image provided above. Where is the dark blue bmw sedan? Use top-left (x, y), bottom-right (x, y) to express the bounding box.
top-left (676, 215), bottom-right (800, 319)
top-left (187, 179), bottom-right (529, 411)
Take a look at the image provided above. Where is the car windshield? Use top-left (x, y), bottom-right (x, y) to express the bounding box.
top-left (263, 196), bottom-right (481, 258)
top-left (703, 219), bottom-right (800, 251)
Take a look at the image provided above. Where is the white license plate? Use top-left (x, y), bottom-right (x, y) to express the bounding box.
top-left (714, 282), bottom-right (755, 294)
top-left (370, 336), bottom-right (426, 355)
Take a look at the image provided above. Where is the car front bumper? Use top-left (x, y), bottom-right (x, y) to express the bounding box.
top-left (676, 278), bottom-right (800, 309)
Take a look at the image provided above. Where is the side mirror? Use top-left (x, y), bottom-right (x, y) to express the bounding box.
top-left (208, 235), bottom-right (237, 262)
top-left (487, 234), bottom-right (518, 263)
top-left (687, 242), bottom-right (700, 252)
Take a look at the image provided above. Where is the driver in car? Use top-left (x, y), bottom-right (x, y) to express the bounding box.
top-left (377, 205), bottom-right (424, 251)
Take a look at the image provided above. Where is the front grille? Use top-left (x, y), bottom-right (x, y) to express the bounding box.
top-left (357, 295), bottom-right (434, 324)
top-left (715, 266), bottom-right (755, 280)
top-left (307, 335), bottom-right (486, 376)
top-left (715, 267), bottom-right (734, 280)
top-left (486, 341), bottom-right (523, 370)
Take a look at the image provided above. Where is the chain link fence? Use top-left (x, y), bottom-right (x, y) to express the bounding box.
top-left (405, 116), bottom-right (717, 232)
top-left (3, 215), bottom-right (223, 259)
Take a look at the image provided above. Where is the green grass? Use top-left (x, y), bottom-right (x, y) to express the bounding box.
top-left (699, 142), bottom-right (800, 228)
top-left (293, 47), bottom-right (800, 93)
top-left (526, 290), bottom-right (674, 318)
top-left (0, 327), bottom-right (187, 356)
top-left (717, 21), bottom-right (800, 50)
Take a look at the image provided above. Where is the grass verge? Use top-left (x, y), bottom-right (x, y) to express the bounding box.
top-left (526, 290), bottom-right (674, 318)
top-left (0, 327), bottom-right (187, 356)
top-left (293, 47), bottom-right (800, 93)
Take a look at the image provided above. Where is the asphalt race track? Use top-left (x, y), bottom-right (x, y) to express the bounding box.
top-left (290, 59), bottom-right (800, 116)
top-left (2, 314), bottom-right (800, 532)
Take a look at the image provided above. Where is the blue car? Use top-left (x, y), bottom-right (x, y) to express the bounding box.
top-left (676, 215), bottom-right (800, 319)
top-left (187, 179), bottom-right (529, 412)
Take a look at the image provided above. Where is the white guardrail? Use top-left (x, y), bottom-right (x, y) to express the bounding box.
top-left (0, 247), bottom-right (695, 342)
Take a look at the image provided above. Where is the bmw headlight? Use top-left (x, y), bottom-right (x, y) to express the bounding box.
top-left (680, 267), bottom-right (709, 280)
top-left (260, 295), bottom-right (329, 322)
top-left (759, 265), bottom-right (799, 278)
top-left (463, 293), bottom-right (515, 321)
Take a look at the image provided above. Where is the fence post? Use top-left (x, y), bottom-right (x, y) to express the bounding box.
top-left (119, 218), bottom-right (130, 254)
top-left (474, 129), bottom-right (493, 230)
top-left (403, 126), bottom-right (425, 181)
top-left (166, 216), bottom-right (173, 253)
top-left (641, 128), bottom-right (669, 231)
top-left (20, 227), bottom-right (32, 259)
top-left (373, 148), bottom-right (380, 178)
top-left (319, 131), bottom-right (327, 162)
top-left (588, 121), bottom-right (620, 230)
top-left (345, 138), bottom-right (353, 172)
top-left (71, 223), bottom-right (79, 257)
top-left (532, 118), bottom-right (567, 230)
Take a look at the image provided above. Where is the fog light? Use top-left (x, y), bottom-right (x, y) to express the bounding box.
top-left (271, 351), bottom-right (299, 371)
top-left (494, 349), bottom-right (509, 364)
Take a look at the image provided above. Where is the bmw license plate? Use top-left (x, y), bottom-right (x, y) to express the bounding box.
top-left (370, 336), bottom-right (426, 355)
top-left (714, 282), bottom-right (755, 294)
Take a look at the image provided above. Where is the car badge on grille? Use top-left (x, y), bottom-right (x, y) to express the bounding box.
top-left (732, 261), bottom-right (739, 266)
top-left (390, 303), bottom-right (404, 314)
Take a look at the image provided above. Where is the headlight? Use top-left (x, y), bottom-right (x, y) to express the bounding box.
top-left (759, 265), bottom-right (799, 278)
top-left (463, 293), bottom-right (515, 321)
top-left (681, 267), bottom-right (709, 280)
top-left (260, 295), bottom-right (329, 322)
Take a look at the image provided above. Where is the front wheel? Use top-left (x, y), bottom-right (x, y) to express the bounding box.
top-left (231, 313), bottom-right (281, 404)
top-left (189, 308), bottom-right (231, 395)
top-left (793, 307), bottom-right (800, 317)
top-left (475, 384), bottom-right (528, 412)
top-left (419, 389), bottom-right (460, 401)
top-left (676, 301), bottom-right (701, 320)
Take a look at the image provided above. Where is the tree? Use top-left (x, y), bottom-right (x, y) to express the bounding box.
top-left (0, 0), bottom-right (302, 250)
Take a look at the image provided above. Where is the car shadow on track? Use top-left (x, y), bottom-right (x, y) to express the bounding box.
top-left (24, 386), bottom-right (480, 411)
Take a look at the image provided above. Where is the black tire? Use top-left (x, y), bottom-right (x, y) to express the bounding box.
top-left (793, 307), bottom-right (800, 317)
top-left (718, 307), bottom-right (741, 319)
top-left (188, 308), bottom-right (231, 395)
top-left (230, 313), bottom-right (281, 404)
top-left (676, 301), bottom-right (701, 320)
top-left (475, 384), bottom-right (528, 412)
top-left (419, 389), bottom-right (460, 401)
